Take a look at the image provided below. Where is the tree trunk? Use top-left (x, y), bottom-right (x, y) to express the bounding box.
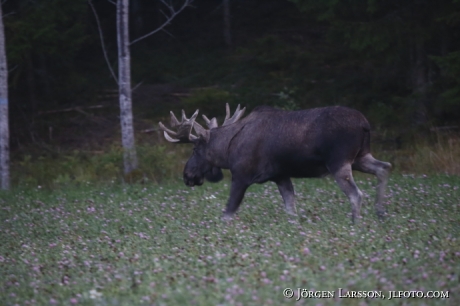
top-left (0, 3), bottom-right (10, 190)
top-left (223, 0), bottom-right (232, 47)
top-left (117, 0), bottom-right (138, 174)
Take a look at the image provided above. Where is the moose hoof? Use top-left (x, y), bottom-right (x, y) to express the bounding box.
top-left (351, 215), bottom-right (361, 225)
top-left (285, 209), bottom-right (298, 217)
top-left (221, 212), bottom-right (235, 222)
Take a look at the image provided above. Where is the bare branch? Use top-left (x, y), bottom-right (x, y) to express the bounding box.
top-left (159, 9), bottom-right (169, 20)
top-left (161, 28), bottom-right (175, 39)
top-left (88, 0), bottom-right (118, 84)
top-left (132, 81), bottom-right (143, 93)
top-left (107, 0), bottom-right (116, 5)
top-left (2, 11), bottom-right (15, 18)
top-left (8, 64), bottom-right (17, 73)
top-left (140, 128), bottom-right (158, 133)
top-left (130, 0), bottom-right (193, 45)
top-left (161, 0), bottom-right (176, 15)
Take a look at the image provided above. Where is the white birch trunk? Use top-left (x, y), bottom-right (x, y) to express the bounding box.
top-left (117, 0), bottom-right (138, 174)
top-left (0, 3), bottom-right (10, 190)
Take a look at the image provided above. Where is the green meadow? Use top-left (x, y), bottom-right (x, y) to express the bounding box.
top-left (1, 174), bottom-right (459, 305)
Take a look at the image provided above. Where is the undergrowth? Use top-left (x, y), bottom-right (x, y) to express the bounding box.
top-left (11, 143), bottom-right (192, 189)
top-left (378, 133), bottom-right (460, 176)
top-left (9, 131), bottom-right (460, 189)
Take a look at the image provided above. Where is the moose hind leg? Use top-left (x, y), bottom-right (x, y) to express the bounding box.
top-left (330, 164), bottom-right (363, 223)
top-left (223, 180), bottom-right (249, 220)
top-left (275, 178), bottom-right (297, 216)
top-left (352, 153), bottom-right (391, 220)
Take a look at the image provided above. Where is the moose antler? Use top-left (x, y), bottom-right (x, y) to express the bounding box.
top-left (160, 104), bottom-right (246, 143)
top-left (202, 103), bottom-right (246, 128)
top-left (159, 109), bottom-right (201, 143)
top-left (223, 103), bottom-right (246, 126)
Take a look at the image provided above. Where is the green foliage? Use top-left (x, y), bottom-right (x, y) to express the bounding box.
top-left (431, 51), bottom-right (460, 116)
top-left (136, 145), bottom-right (183, 183)
top-left (11, 144), bottom-right (187, 188)
top-left (288, 0), bottom-right (460, 123)
top-left (182, 87), bottom-right (232, 115)
top-left (333, 20), bottom-right (398, 57)
top-left (0, 175), bottom-right (459, 304)
top-left (288, 0), bottom-right (436, 57)
top-left (275, 87), bottom-right (300, 110)
top-left (235, 35), bottom-right (305, 74)
top-left (5, 0), bottom-right (89, 61)
top-left (404, 135), bottom-right (460, 175)
top-left (4, 0), bottom-right (96, 105)
top-left (288, 0), bottom-right (340, 21)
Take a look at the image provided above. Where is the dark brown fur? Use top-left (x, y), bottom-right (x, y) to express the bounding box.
top-left (180, 105), bottom-right (391, 223)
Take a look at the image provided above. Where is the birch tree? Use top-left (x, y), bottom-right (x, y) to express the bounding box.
top-left (0, 3), bottom-right (9, 190)
top-left (117, 0), bottom-right (138, 174)
top-left (108, 0), bottom-right (192, 175)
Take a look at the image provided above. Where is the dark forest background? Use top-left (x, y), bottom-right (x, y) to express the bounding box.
top-left (3, 0), bottom-right (460, 185)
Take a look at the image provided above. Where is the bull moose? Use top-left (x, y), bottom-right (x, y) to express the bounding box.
top-left (159, 104), bottom-right (391, 223)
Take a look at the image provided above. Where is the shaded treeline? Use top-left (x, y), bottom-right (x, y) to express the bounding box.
top-left (3, 0), bottom-right (460, 152)
top-left (290, 0), bottom-right (460, 125)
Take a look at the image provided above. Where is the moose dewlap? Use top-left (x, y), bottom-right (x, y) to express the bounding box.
top-left (159, 104), bottom-right (391, 223)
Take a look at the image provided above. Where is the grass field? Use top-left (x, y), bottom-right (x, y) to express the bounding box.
top-left (1, 174), bottom-right (459, 305)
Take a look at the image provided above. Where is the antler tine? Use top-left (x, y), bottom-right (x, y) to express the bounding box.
top-left (234, 104), bottom-right (241, 114)
top-left (202, 114), bottom-right (218, 129)
top-left (163, 131), bottom-right (180, 142)
top-left (202, 114), bottom-right (210, 125)
top-left (234, 105), bottom-right (246, 120)
top-left (189, 109), bottom-right (199, 122)
top-left (159, 122), bottom-right (178, 136)
top-left (170, 111), bottom-right (180, 127)
top-left (180, 109), bottom-right (199, 122)
top-left (222, 104), bottom-right (246, 126)
top-left (210, 117), bottom-right (218, 129)
top-left (225, 103), bottom-right (231, 121)
top-left (159, 122), bottom-right (180, 142)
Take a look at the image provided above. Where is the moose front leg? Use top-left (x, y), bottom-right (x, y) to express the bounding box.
top-left (275, 177), bottom-right (297, 216)
top-left (222, 180), bottom-right (249, 220)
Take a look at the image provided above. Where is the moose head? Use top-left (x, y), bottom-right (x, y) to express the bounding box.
top-left (159, 104), bottom-right (246, 187)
